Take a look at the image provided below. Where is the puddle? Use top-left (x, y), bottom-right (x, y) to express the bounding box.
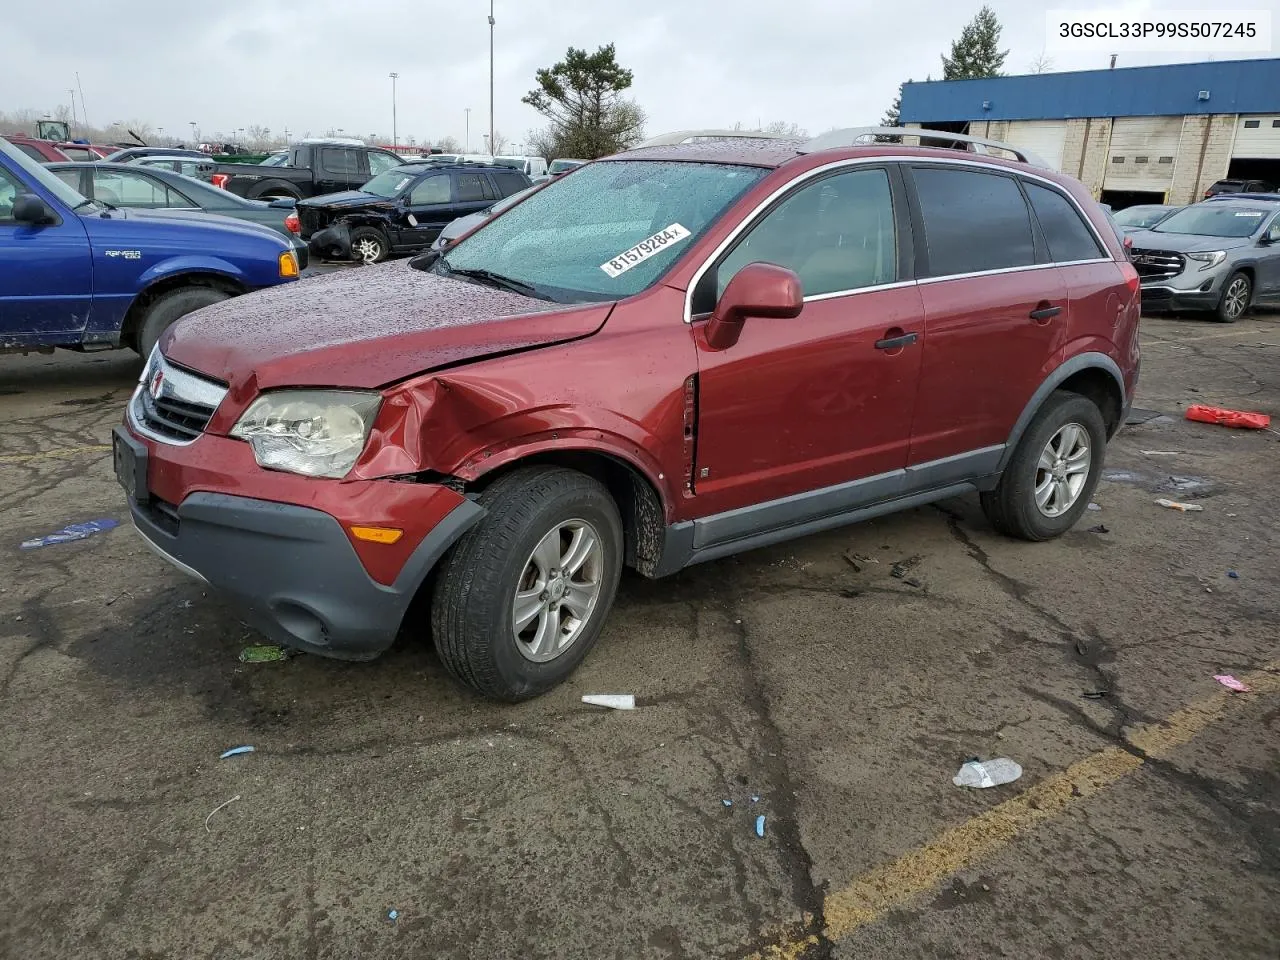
top-left (1101, 468), bottom-right (1222, 498)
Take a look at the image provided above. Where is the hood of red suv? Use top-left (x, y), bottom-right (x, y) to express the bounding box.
top-left (162, 261), bottom-right (612, 390)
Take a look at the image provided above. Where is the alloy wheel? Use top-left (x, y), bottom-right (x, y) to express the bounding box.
top-left (512, 519), bottom-right (604, 663)
top-left (1223, 277), bottom-right (1249, 320)
top-left (354, 237), bottom-right (383, 264)
top-left (1034, 422), bottom-right (1091, 518)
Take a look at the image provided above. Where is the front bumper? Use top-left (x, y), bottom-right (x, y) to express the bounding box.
top-left (1140, 283), bottom-right (1221, 311)
top-left (114, 425), bottom-right (484, 660)
top-left (308, 223), bottom-right (352, 262)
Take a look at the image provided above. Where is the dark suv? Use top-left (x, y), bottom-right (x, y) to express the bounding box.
top-left (114, 128), bottom-right (1140, 701)
top-left (300, 162), bottom-right (532, 264)
top-left (1204, 178), bottom-right (1276, 198)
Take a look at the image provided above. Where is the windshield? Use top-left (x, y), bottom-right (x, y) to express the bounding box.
top-left (360, 168), bottom-right (416, 198)
top-left (0, 139), bottom-right (93, 209)
top-left (549, 159), bottom-right (583, 174)
top-left (432, 160), bottom-right (766, 301)
top-left (1113, 206), bottom-right (1176, 228)
top-left (489, 185), bottom-right (538, 216)
top-left (1152, 205), bottom-right (1270, 238)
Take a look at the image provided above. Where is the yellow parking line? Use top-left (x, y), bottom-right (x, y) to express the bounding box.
top-left (749, 664), bottom-right (1280, 959)
top-left (0, 444), bottom-right (111, 465)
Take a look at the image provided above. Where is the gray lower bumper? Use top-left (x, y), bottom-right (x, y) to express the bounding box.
top-left (130, 491), bottom-right (483, 660)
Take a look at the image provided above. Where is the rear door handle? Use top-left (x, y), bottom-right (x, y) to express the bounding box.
top-left (874, 332), bottom-right (919, 350)
top-left (1029, 304), bottom-right (1063, 321)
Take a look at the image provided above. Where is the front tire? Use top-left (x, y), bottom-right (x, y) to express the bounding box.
top-left (430, 467), bottom-right (624, 701)
top-left (981, 391), bottom-right (1107, 541)
top-left (349, 227), bottom-right (389, 265)
top-left (1215, 271), bottom-right (1251, 323)
top-left (135, 287), bottom-right (231, 357)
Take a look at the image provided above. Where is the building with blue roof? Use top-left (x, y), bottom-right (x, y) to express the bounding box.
top-left (899, 58), bottom-right (1280, 206)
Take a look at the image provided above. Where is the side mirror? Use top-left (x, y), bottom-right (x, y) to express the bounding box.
top-left (13, 194), bottom-right (56, 225)
top-left (703, 262), bottom-right (803, 350)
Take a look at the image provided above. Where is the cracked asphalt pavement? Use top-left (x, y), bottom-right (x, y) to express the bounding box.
top-left (1, 313), bottom-right (1278, 959)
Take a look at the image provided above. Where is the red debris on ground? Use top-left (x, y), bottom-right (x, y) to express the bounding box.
top-left (1184, 405), bottom-right (1271, 430)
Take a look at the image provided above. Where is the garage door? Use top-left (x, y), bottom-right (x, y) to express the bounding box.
top-left (1002, 121), bottom-right (1066, 171)
top-left (1232, 115), bottom-right (1280, 158)
top-left (1104, 117), bottom-right (1183, 193)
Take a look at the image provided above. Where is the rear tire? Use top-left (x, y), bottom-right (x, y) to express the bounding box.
top-left (981, 391), bottom-right (1106, 542)
top-left (1214, 271), bottom-right (1250, 323)
top-left (430, 467), bottom-right (624, 702)
top-left (135, 287), bottom-right (231, 357)
top-left (349, 227), bottom-right (389, 265)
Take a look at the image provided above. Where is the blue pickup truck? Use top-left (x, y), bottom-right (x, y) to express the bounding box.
top-left (0, 138), bottom-right (300, 358)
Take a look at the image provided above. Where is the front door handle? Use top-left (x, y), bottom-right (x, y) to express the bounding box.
top-left (874, 331), bottom-right (919, 350)
top-left (1029, 304), bottom-right (1063, 321)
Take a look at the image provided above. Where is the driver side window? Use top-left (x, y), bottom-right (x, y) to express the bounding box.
top-left (710, 167), bottom-right (897, 305)
top-left (410, 174), bottom-right (450, 205)
top-left (0, 169), bottom-right (19, 220)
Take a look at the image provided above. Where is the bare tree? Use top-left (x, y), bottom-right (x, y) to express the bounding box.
top-left (488, 130), bottom-right (511, 154)
top-left (1028, 53), bottom-right (1054, 74)
top-left (434, 135), bottom-right (462, 153)
top-left (762, 121), bottom-right (808, 137)
top-left (246, 124), bottom-right (272, 150)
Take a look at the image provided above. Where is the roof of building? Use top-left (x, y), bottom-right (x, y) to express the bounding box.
top-left (901, 57), bottom-right (1280, 122)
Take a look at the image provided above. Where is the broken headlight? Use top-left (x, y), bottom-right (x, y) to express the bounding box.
top-left (230, 390), bottom-right (381, 478)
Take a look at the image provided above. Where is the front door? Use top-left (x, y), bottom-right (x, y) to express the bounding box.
top-left (400, 172), bottom-right (455, 248)
top-left (1256, 214), bottom-right (1280, 300)
top-left (0, 167), bottom-right (93, 344)
top-left (905, 165), bottom-right (1068, 466)
top-left (691, 165), bottom-right (925, 519)
top-left (315, 147), bottom-right (363, 194)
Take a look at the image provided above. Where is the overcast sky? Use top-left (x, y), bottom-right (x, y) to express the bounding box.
top-left (5, 0), bottom-right (1278, 149)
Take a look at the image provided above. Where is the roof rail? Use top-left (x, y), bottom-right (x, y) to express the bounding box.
top-left (634, 129), bottom-right (789, 148)
top-left (797, 127), bottom-right (1050, 169)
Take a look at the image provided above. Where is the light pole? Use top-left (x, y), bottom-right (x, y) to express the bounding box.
top-left (465, 107), bottom-right (471, 152)
top-left (68, 88), bottom-right (76, 129)
top-left (389, 72), bottom-right (399, 149)
top-left (189, 121), bottom-right (198, 144)
top-left (488, 0), bottom-right (495, 156)
top-left (157, 126), bottom-right (164, 145)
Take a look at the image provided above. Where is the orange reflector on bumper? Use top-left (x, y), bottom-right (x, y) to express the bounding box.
top-left (350, 525), bottom-right (403, 544)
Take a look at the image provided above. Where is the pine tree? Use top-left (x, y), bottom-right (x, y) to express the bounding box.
top-left (941, 5), bottom-right (1008, 80)
top-left (881, 83), bottom-right (904, 128)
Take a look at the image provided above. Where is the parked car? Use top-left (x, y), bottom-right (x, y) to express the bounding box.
top-left (548, 158), bottom-right (585, 175)
top-left (102, 146), bottom-right (207, 163)
top-left (1128, 200), bottom-right (1280, 321)
top-left (3, 136), bottom-right (71, 163)
top-left (114, 128), bottom-right (1140, 700)
top-left (0, 139), bottom-right (300, 357)
top-left (1110, 204), bottom-right (1182, 232)
top-left (126, 155), bottom-right (219, 181)
top-left (494, 155), bottom-right (549, 178)
top-left (1203, 192), bottom-right (1280, 203)
top-left (45, 162), bottom-right (307, 260)
top-left (301, 162), bottom-right (532, 263)
top-left (1204, 178), bottom-right (1276, 198)
top-left (54, 142), bottom-right (113, 161)
top-left (210, 140), bottom-right (406, 201)
top-left (431, 184), bottom-right (538, 251)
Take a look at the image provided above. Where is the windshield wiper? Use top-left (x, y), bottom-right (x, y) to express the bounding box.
top-left (443, 264), bottom-right (546, 299)
top-left (71, 199), bottom-right (98, 211)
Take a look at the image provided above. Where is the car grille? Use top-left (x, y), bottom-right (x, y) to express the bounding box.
top-left (129, 352), bottom-right (228, 445)
top-left (1130, 248), bottom-right (1184, 281)
top-left (297, 206), bottom-right (331, 239)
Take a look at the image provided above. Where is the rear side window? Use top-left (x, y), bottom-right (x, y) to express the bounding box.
top-left (51, 169), bottom-right (82, 191)
top-left (913, 167), bottom-right (1035, 276)
top-left (1024, 183), bottom-right (1105, 263)
top-left (492, 171), bottom-right (528, 198)
top-left (320, 148), bottom-right (360, 176)
top-left (61, 147), bottom-right (93, 161)
top-left (14, 143), bottom-right (46, 162)
top-left (456, 172), bottom-right (494, 202)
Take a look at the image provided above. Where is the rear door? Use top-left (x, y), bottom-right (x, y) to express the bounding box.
top-left (0, 164), bottom-right (93, 344)
top-left (316, 147), bottom-right (363, 193)
top-left (454, 171), bottom-right (497, 220)
top-left (905, 164), bottom-right (1068, 467)
top-left (690, 164), bottom-right (926, 519)
top-left (1256, 212), bottom-right (1280, 299)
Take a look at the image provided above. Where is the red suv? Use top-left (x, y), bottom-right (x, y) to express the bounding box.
top-left (114, 129), bottom-right (1141, 700)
